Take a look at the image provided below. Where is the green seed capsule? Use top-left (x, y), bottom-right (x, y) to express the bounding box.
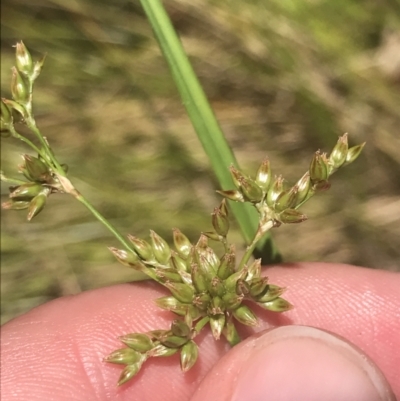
top-left (344, 142), bottom-right (366, 166)
top-left (164, 282), bottom-right (194, 304)
top-left (238, 175), bottom-right (263, 203)
top-left (232, 305), bottom-right (258, 326)
top-left (9, 182), bottom-right (43, 200)
top-left (108, 247), bottom-right (140, 266)
top-left (216, 189), bottom-right (245, 202)
top-left (117, 362), bottom-right (144, 386)
top-left (160, 335), bottom-right (188, 348)
top-left (255, 157), bottom-right (272, 192)
top-left (119, 333), bottom-right (154, 352)
top-left (127, 235), bottom-right (154, 261)
top-left (171, 319), bottom-right (191, 338)
top-left (278, 208), bottom-right (307, 224)
top-left (180, 340), bottom-right (198, 372)
top-left (172, 228), bottom-right (192, 258)
top-left (150, 230), bottom-right (171, 265)
top-left (258, 297), bottom-right (293, 312)
top-left (22, 155), bottom-right (49, 182)
top-left (223, 320), bottom-right (241, 346)
top-left (255, 284), bottom-right (285, 302)
top-left (11, 67), bottom-right (29, 104)
top-left (266, 175), bottom-right (284, 207)
top-left (309, 151), bottom-right (329, 183)
top-left (27, 190), bottom-right (49, 221)
top-left (210, 314), bottom-right (226, 340)
top-left (15, 41), bottom-right (34, 77)
top-left (329, 133), bottom-right (348, 169)
top-left (104, 348), bottom-right (142, 365)
top-left (150, 344), bottom-right (179, 357)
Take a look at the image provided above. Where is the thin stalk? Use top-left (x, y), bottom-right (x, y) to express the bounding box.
top-left (140, 0), bottom-right (281, 263)
top-left (238, 220), bottom-right (274, 270)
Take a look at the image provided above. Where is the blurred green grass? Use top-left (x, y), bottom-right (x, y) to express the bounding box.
top-left (1, 0), bottom-right (400, 324)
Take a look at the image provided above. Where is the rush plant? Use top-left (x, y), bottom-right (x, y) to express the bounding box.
top-left (0, 3), bottom-right (364, 387)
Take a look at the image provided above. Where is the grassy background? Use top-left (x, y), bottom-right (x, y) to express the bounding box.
top-left (1, 0), bottom-right (400, 324)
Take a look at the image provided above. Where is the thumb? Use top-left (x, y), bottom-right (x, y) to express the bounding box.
top-left (190, 325), bottom-right (396, 401)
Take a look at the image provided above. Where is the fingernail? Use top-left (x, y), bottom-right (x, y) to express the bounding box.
top-left (231, 325), bottom-right (395, 401)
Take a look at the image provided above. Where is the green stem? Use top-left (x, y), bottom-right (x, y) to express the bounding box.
top-left (140, 0), bottom-right (281, 264)
top-left (25, 117), bottom-right (66, 176)
top-left (238, 220), bottom-right (274, 270)
top-left (9, 125), bottom-right (43, 156)
top-left (74, 190), bottom-right (135, 253)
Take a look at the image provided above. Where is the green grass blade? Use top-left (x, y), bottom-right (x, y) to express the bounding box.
top-left (140, 0), bottom-right (281, 263)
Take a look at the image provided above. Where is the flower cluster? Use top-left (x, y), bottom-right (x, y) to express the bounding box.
top-left (1, 42), bottom-right (66, 220)
top-left (107, 134), bottom-right (365, 385)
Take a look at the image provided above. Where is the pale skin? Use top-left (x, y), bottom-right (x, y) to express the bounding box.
top-left (1, 262), bottom-right (399, 400)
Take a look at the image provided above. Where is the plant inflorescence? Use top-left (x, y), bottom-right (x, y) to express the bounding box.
top-left (1, 42), bottom-right (364, 386)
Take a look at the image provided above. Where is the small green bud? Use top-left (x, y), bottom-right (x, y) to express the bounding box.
top-left (170, 251), bottom-right (189, 272)
top-left (329, 133), bottom-right (348, 169)
top-left (254, 284), bottom-right (285, 302)
top-left (108, 247), bottom-right (139, 267)
top-left (248, 277), bottom-right (269, 298)
top-left (150, 344), bottom-right (179, 357)
top-left (232, 305), bottom-right (258, 326)
top-left (171, 319), bottom-right (191, 338)
top-left (127, 235), bottom-right (154, 261)
top-left (119, 333), bottom-right (154, 352)
top-left (223, 319), bottom-right (241, 346)
top-left (2, 98), bottom-right (27, 119)
top-left (309, 151), bottom-right (329, 183)
top-left (229, 165), bottom-right (246, 189)
top-left (22, 154), bottom-right (50, 182)
top-left (160, 335), bottom-right (188, 348)
top-left (11, 67), bottom-right (29, 105)
top-left (274, 186), bottom-right (298, 212)
top-left (15, 41), bottom-right (34, 77)
top-left (313, 180), bottom-right (331, 192)
top-left (266, 175), bottom-right (284, 207)
top-left (246, 258), bottom-right (261, 281)
top-left (104, 348), bottom-right (143, 365)
top-left (191, 263), bottom-right (210, 293)
top-left (259, 297), bottom-right (293, 312)
top-left (236, 279), bottom-right (250, 296)
top-left (212, 199), bottom-right (230, 237)
top-left (27, 190), bottom-right (49, 221)
top-left (238, 175), bottom-right (263, 203)
top-left (278, 208), bottom-right (307, 224)
top-left (193, 291), bottom-right (212, 311)
top-left (209, 276), bottom-right (225, 298)
top-left (294, 172), bottom-right (311, 205)
top-left (155, 296), bottom-right (189, 315)
top-left (9, 182), bottom-right (43, 200)
top-left (222, 292), bottom-right (243, 310)
top-left (210, 314), bottom-right (226, 340)
top-left (150, 230), bottom-right (171, 265)
top-left (177, 270), bottom-right (193, 286)
top-left (202, 231), bottom-right (223, 241)
top-left (2, 200), bottom-right (30, 210)
top-left (217, 248), bottom-right (236, 280)
top-left (172, 228), bottom-right (192, 258)
top-left (180, 340), bottom-right (198, 372)
top-left (255, 157), bottom-right (272, 192)
top-left (344, 142), bottom-right (366, 166)
top-left (208, 296), bottom-right (224, 315)
top-left (216, 189), bottom-right (245, 202)
top-left (155, 267), bottom-right (183, 283)
top-left (31, 54), bottom-right (46, 81)
top-left (164, 282), bottom-right (194, 304)
top-left (224, 268), bottom-right (248, 293)
top-left (117, 363), bottom-right (143, 386)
